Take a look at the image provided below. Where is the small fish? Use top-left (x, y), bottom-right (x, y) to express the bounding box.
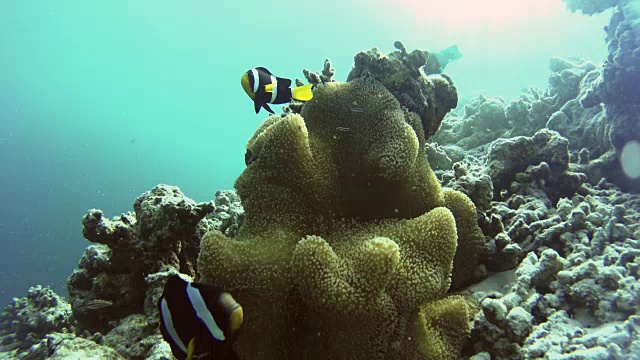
top-left (245, 149), bottom-right (256, 166)
top-left (335, 127), bottom-right (351, 132)
top-left (433, 45), bottom-right (462, 70)
top-left (241, 67), bottom-right (313, 114)
top-left (350, 106), bottom-right (364, 112)
top-left (84, 299), bottom-right (113, 310)
top-left (158, 275), bottom-right (243, 360)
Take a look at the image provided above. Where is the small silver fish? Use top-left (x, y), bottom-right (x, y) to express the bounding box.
top-left (351, 106), bottom-right (364, 112)
top-left (335, 127), bottom-right (351, 132)
top-left (84, 299), bottom-right (113, 310)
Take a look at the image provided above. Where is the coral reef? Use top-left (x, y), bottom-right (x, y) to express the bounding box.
top-left (433, 57), bottom-right (597, 152)
top-left (198, 189), bottom-right (245, 238)
top-left (420, 14), bottom-right (640, 354)
top-left (0, 286), bottom-right (75, 354)
top-left (442, 161), bottom-right (494, 213)
top-left (26, 333), bottom-right (126, 360)
top-left (290, 42), bottom-right (459, 140)
top-left (566, 0), bottom-right (640, 106)
top-left (198, 77), bottom-right (483, 359)
top-left (68, 184), bottom-right (214, 333)
top-left (441, 94), bottom-right (505, 149)
top-left (0, 42), bottom-right (482, 360)
top-left (2, 26), bottom-right (640, 359)
top-left (462, 158), bottom-right (640, 358)
top-left (303, 58), bottom-right (336, 87)
top-left (559, 0), bottom-right (640, 191)
top-left (601, 17), bottom-right (640, 100)
top-left (101, 314), bottom-right (167, 359)
top-left (486, 128), bottom-right (586, 202)
top-left (347, 43), bottom-right (459, 139)
top-left (562, 0), bottom-right (618, 15)
top-left (0, 188), bottom-right (243, 360)
top-left (468, 180), bottom-right (640, 358)
top-left (285, 59), bottom-right (337, 114)
top-left (435, 51), bottom-right (640, 195)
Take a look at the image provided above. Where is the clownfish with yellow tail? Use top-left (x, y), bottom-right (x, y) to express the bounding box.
top-left (241, 67), bottom-right (313, 114)
top-left (158, 275), bottom-right (243, 360)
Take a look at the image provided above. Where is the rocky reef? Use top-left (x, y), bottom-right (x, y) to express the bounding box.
top-left (562, 0), bottom-right (640, 192)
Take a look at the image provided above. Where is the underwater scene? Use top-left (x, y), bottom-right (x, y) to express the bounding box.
top-left (1, 0), bottom-right (640, 359)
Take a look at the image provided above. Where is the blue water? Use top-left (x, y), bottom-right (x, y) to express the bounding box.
top-left (0, 1), bottom-right (611, 306)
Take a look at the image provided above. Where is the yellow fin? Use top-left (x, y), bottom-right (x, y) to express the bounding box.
top-left (292, 83), bottom-right (313, 101)
top-left (230, 304), bottom-right (244, 332)
top-left (218, 293), bottom-right (244, 332)
top-left (241, 73), bottom-right (255, 99)
top-left (187, 338), bottom-right (196, 360)
top-left (264, 83), bottom-right (274, 93)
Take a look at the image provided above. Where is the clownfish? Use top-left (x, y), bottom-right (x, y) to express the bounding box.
top-left (157, 275), bottom-right (243, 360)
top-left (241, 67), bottom-right (313, 114)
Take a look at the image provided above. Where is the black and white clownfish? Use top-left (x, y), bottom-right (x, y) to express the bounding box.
top-left (241, 67), bottom-right (313, 114)
top-left (157, 275), bottom-right (243, 360)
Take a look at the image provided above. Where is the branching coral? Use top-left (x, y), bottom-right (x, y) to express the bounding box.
top-left (198, 77), bottom-right (483, 359)
top-left (303, 59), bottom-right (336, 87)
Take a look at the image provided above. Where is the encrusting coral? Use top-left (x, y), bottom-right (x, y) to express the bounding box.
top-left (198, 77), bottom-right (483, 359)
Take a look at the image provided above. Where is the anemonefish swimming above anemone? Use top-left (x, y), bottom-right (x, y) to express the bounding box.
top-left (241, 67), bottom-right (313, 114)
top-left (157, 275), bottom-right (243, 360)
